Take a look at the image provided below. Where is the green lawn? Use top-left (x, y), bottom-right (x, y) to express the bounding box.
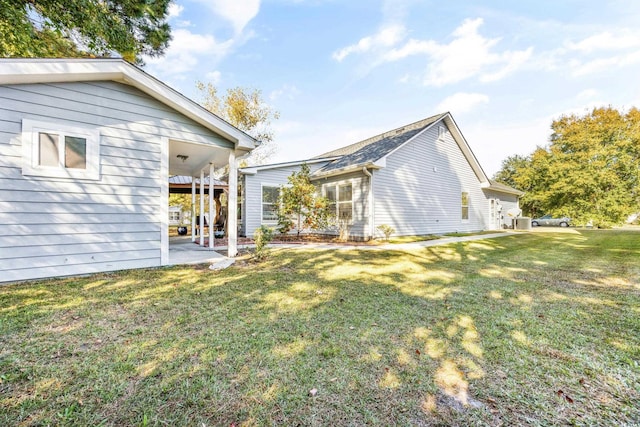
top-left (1, 230), bottom-right (639, 426)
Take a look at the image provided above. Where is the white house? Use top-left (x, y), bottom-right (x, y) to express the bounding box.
top-left (0, 58), bottom-right (257, 283)
top-left (240, 113), bottom-right (523, 239)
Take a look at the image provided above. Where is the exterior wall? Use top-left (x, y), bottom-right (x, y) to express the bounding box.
top-left (483, 190), bottom-right (520, 229)
top-left (373, 121), bottom-right (488, 236)
top-left (0, 81), bottom-right (229, 283)
top-left (241, 162), bottom-right (329, 237)
top-left (313, 170), bottom-right (370, 239)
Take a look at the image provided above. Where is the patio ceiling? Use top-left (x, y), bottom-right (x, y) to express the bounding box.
top-left (169, 139), bottom-right (232, 177)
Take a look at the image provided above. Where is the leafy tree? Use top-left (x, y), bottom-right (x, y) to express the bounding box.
top-left (494, 107), bottom-right (640, 226)
top-left (196, 82), bottom-right (280, 166)
top-left (493, 154), bottom-right (530, 190)
top-left (277, 164), bottom-right (330, 237)
top-left (0, 0), bottom-right (172, 63)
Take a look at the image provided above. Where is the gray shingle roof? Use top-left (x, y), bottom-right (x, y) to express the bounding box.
top-left (313, 113), bottom-right (447, 176)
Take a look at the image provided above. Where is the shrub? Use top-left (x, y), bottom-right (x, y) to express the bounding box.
top-left (377, 224), bottom-right (395, 241)
top-left (253, 225), bottom-right (274, 260)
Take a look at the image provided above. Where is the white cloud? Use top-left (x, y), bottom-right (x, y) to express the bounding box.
top-left (332, 24), bottom-right (406, 62)
top-left (167, 3), bottom-right (184, 18)
top-left (408, 18), bottom-right (532, 86)
top-left (270, 84), bottom-right (301, 101)
top-left (576, 89), bottom-right (598, 100)
top-left (566, 30), bottom-right (640, 53)
top-left (335, 17), bottom-right (532, 86)
top-left (572, 50), bottom-right (640, 76)
top-left (191, 0), bottom-right (261, 34)
top-left (146, 29), bottom-right (233, 75)
top-left (205, 71), bottom-right (222, 85)
top-left (436, 92), bottom-right (489, 114)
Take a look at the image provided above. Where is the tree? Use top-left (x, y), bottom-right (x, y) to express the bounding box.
top-left (0, 0), bottom-right (172, 63)
top-left (493, 154), bottom-right (530, 190)
top-left (277, 164), bottom-right (331, 237)
top-left (494, 107), bottom-right (640, 226)
top-left (196, 82), bottom-right (280, 166)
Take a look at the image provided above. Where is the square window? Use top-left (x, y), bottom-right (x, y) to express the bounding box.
top-left (22, 119), bottom-right (100, 180)
top-left (324, 183), bottom-right (353, 223)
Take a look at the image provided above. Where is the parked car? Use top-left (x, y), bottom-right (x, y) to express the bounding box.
top-left (531, 214), bottom-right (571, 227)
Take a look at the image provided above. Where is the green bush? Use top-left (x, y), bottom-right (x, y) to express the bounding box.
top-left (253, 225), bottom-right (274, 260)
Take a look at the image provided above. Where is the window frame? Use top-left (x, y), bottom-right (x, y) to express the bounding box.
top-left (438, 125), bottom-right (447, 141)
top-left (22, 119), bottom-right (100, 180)
top-left (324, 182), bottom-right (353, 224)
top-left (461, 191), bottom-right (470, 221)
top-left (261, 183), bottom-right (280, 223)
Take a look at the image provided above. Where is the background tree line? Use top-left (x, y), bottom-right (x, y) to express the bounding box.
top-left (494, 107), bottom-right (640, 227)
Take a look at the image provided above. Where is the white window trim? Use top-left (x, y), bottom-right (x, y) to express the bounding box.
top-left (261, 183), bottom-right (281, 224)
top-left (461, 191), bottom-right (470, 223)
top-left (323, 181), bottom-right (354, 224)
top-left (22, 118), bottom-right (101, 180)
top-left (438, 125), bottom-right (447, 141)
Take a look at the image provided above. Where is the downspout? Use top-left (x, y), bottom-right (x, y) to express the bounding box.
top-left (362, 167), bottom-right (374, 240)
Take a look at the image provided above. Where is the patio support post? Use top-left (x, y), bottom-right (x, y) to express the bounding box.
top-left (191, 177), bottom-right (196, 242)
top-left (228, 151), bottom-right (237, 257)
top-left (209, 163), bottom-right (214, 249)
top-left (200, 169), bottom-right (205, 246)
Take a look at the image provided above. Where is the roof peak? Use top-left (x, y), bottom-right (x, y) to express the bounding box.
top-left (313, 112), bottom-right (448, 159)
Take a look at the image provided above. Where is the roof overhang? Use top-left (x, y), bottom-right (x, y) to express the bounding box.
top-left (481, 181), bottom-right (525, 196)
top-left (240, 157), bottom-right (340, 175)
top-left (0, 58), bottom-right (257, 152)
top-left (311, 162), bottom-right (382, 180)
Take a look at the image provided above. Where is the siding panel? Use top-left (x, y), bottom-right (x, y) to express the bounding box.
top-left (0, 80), bottom-right (228, 282)
top-left (241, 162), bottom-right (329, 237)
top-left (373, 122), bottom-right (488, 236)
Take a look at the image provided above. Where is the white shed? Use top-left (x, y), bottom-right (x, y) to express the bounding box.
top-left (0, 58), bottom-right (256, 283)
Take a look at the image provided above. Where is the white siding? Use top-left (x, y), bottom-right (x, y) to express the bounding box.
top-left (373, 121), bottom-right (488, 236)
top-left (483, 190), bottom-right (520, 229)
top-left (241, 162), bottom-right (329, 237)
top-left (313, 171), bottom-right (370, 239)
top-left (0, 81), bottom-right (229, 283)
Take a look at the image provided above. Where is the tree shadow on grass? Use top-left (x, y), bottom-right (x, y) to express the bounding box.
top-left (1, 231), bottom-right (639, 425)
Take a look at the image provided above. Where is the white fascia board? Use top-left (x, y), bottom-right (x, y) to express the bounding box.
top-left (0, 59), bottom-right (257, 150)
top-left (373, 113), bottom-right (490, 185)
top-left (443, 114), bottom-right (489, 183)
top-left (239, 157), bottom-right (340, 175)
top-left (312, 162), bottom-right (381, 180)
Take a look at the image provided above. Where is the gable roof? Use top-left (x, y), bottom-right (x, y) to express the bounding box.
top-left (311, 112), bottom-right (492, 184)
top-left (313, 113), bottom-right (446, 160)
top-left (0, 58), bottom-right (257, 151)
top-left (312, 113), bottom-right (447, 176)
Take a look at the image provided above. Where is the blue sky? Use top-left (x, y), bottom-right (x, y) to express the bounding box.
top-left (146, 0), bottom-right (640, 176)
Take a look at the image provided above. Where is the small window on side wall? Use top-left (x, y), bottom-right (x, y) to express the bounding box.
top-left (22, 119), bottom-right (100, 180)
top-left (461, 192), bottom-right (469, 220)
top-left (438, 125), bottom-right (446, 141)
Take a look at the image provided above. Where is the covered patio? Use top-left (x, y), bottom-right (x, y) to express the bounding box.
top-left (167, 137), bottom-right (246, 261)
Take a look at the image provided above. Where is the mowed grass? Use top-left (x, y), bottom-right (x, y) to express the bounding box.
top-left (1, 230), bottom-right (639, 426)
